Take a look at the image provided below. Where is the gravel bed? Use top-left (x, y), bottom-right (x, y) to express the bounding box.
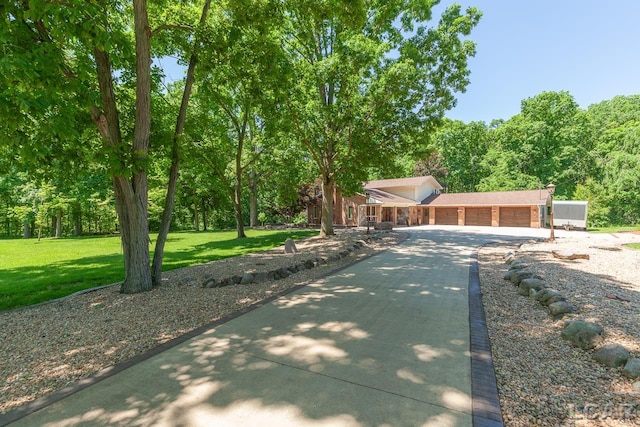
top-left (0, 229), bottom-right (404, 415)
top-left (479, 233), bottom-right (640, 426)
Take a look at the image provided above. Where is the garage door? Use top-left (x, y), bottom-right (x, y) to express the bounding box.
top-left (465, 208), bottom-right (492, 226)
top-left (435, 208), bottom-right (458, 225)
top-left (499, 207), bottom-right (531, 227)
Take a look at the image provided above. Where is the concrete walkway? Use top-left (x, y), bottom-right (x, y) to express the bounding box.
top-left (5, 227), bottom-right (559, 427)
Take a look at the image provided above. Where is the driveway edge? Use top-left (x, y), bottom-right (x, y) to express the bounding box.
top-left (468, 249), bottom-right (504, 427)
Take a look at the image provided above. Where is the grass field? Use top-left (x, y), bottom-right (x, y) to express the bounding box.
top-left (588, 225), bottom-right (640, 233)
top-left (0, 229), bottom-right (316, 311)
top-left (626, 243), bottom-right (640, 250)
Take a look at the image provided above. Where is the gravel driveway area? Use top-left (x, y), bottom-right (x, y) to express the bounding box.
top-left (0, 229), bottom-right (403, 415)
top-left (479, 232), bottom-right (640, 426)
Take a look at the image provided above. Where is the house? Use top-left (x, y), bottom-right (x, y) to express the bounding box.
top-left (307, 176), bottom-right (552, 228)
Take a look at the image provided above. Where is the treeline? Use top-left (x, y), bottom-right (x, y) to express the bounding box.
top-left (3, 90), bottom-right (637, 239)
top-left (393, 91), bottom-right (640, 227)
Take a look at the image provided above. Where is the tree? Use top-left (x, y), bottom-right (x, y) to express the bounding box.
top-left (478, 91), bottom-right (591, 196)
top-left (1, 0), bottom-right (157, 293)
top-left (428, 120), bottom-right (489, 192)
top-left (192, 0), bottom-right (289, 238)
top-left (282, 1), bottom-right (481, 236)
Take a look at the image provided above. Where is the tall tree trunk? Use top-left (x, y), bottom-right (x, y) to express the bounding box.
top-left (23, 221), bottom-right (31, 239)
top-left (151, 0), bottom-right (212, 287)
top-left (234, 179), bottom-right (246, 238)
top-left (55, 209), bottom-right (62, 238)
top-left (201, 199), bottom-right (208, 231)
top-left (249, 169), bottom-right (258, 228)
top-left (90, 0), bottom-right (153, 294)
top-left (73, 202), bottom-right (82, 236)
top-left (320, 174), bottom-right (335, 237)
top-left (193, 202), bottom-right (200, 231)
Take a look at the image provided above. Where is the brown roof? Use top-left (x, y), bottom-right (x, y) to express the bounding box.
top-left (366, 188), bottom-right (418, 205)
top-left (364, 176), bottom-right (440, 190)
top-left (422, 190), bottom-right (549, 207)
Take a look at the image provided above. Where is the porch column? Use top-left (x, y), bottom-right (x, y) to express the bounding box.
top-left (530, 206), bottom-right (539, 228)
top-left (458, 207), bottom-right (465, 226)
top-left (429, 207), bottom-right (435, 225)
top-left (492, 206), bottom-right (499, 227)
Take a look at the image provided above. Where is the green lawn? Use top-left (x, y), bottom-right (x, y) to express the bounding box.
top-left (626, 243), bottom-right (640, 250)
top-left (588, 225), bottom-right (640, 233)
top-left (0, 229), bottom-right (316, 311)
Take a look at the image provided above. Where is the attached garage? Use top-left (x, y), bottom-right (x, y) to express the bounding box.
top-left (465, 207), bottom-right (492, 226)
top-left (435, 207), bottom-right (458, 225)
top-left (499, 207), bottom-right (531, 227)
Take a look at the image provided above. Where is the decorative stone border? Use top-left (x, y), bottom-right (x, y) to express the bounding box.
top-left (502, 249), bottom-right (640, 392)
top-left (201, 237), bottom-right (378, 289)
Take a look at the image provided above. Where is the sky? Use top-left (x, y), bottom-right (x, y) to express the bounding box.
top-left (438, 0), bottom-right (640, 123)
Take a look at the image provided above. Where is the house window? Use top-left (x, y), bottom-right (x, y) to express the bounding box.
top-left (347, 206), bottom-right (354, 220)
top-left (313, 206), bottom-right (319, 219)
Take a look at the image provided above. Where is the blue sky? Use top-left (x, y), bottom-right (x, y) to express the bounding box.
top-left (439, 0), bottom-right (640, 123)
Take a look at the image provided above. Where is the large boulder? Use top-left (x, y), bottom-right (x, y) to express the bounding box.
top-left (518, 278), bottom-right (546, 296)
top-left (374, 221), bottom-right (394, 231)
top-left (622, 358), bottom-right (640, 379)
top-left (561, 320), bottom-right (604, 350)
top-left (592, 344), bottom-right (630, 368)
top-left (284, 238), bottom-right (298, 254)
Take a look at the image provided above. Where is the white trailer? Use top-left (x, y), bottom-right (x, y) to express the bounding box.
top-left (551, 201), bottom-right (588, 230)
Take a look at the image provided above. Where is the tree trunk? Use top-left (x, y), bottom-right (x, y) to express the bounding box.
top-left (73, 203), bottom-right (82, 236)
top-left (201, 199), bottom-right (208, 231)
top-left (234, 178), bottom-right (246, 238)
top-left (320, 175), bottom-right (335, 237)
top-left (151, 0), bottom-right (212, 287)
top-left (193, 202), bottom-right (200, 231)
top-left (249, 169), bottom-right (258, 228)
top-left (90, 0), bottom-right (153, 294)
top-left (23, 221), bottom-right (31, 239)
top-left (55, 209), bottom-right (62, 238)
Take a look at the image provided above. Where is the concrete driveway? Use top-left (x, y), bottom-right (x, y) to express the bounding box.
top-left (4, 226), bottom-right (583, 427)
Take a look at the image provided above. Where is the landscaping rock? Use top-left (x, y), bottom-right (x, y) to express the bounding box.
top-left (203, 277), bottom-right (217, 288)
top-left (253, 271), bottom-right (269, 283)
top-left (231, 275), bottom-right (242, 284)
top-left (328, 254), bottom-right (340, 262)
top-left (277, 268), bottom-right (290, 279)
top-left (304, 259), bottom-right (315, 269)
top-left (339, 250), bottom-right (350, 258)
top-left (561, 320), bottom-right (604, 350)
top-left (634, 382), bottom-right (640, 393)
top-left (534, 289), bottom-right (566, 306)
top-left (295, 262), bottom-right (306, 271)
top-left (509, 270), bottom-right (539, 285)
top-left (374, 221), bottom-right (394, 231)
top-left (548, 301), bottom-right (577, 317)
top-left (623, 359), bottom-right (640, 379)
top-left (541, 294), bottom-right (567, 307)
top-left (592, 344), bottom-right (630, 368)
top-left (509, 259), bottom-right (527, 270)
top-left (284, 238), bottom-right (297, 254)
top-left (218, 277), bottom-right (234, 288)
top-left (518, 278), bottom-right (546, 296)
top-left (240, 272), bottom-right (254, 285)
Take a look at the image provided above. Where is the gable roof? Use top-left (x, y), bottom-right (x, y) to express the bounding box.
top-left (422, 189), bottom-right (549, 207)
top-left (364, 176), bottom-right (442, 190)
top-left (365, 188), bottom-right (419, 205)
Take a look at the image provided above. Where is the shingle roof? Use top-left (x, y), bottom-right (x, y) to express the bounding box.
top-left (364, 176), bottom-right (439, 189)
top-left (366, 188), bottom-right (418, 205)
top-left (421, 190), bottom-right (549, 207)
